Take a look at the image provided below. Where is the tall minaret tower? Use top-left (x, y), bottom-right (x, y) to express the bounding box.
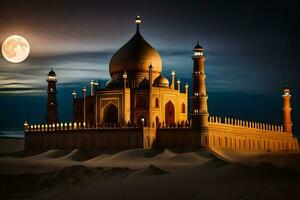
top-left (191, 42), bottom-right (209, 147)
top-left (282, 87), bottom-right (292, 133)
top-left (46, 69), bottom-right (58, 124)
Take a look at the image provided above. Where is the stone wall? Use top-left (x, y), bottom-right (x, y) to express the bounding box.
top-left (206, 117), bottom-right (299, 152)
top-left (24, 116), bottom-right (299, 152)
top-left (25, 128), bottom-right (143, 151)
top-left (155, 128), bottom-right (192, 148)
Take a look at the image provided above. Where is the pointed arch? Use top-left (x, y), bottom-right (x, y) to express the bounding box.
top-left (181, 103), bottom-right (186, 113)
top-left (136, 95), bottom-right (146, 108)
top-left (103, 104), bottom-right (118, 124)
top-left (165, 100), bottom-right (175, 125)
top-left (155, 98), bottom-right (159, 108)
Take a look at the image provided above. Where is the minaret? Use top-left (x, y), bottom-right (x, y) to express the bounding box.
top-left (282, 87), bottom-right (292, 133)
top-left (46, 68), bottom-right (58, 124)
top-left (149, 64), bottom-right (153, 127)
top-left (82, 86), bottom-right (87, 126)
top-left (191, 42), bottom-right (209, 146)
top-left (123, 71), bottom-right (128, 125)
top-left (171, 70), bottom-right (175, 90)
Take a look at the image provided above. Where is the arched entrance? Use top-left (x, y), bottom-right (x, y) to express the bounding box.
top-left (103, 104), bottom-right (118, 124)
top-left (165, 100), bottom-right (175, 125)
top-left (155, 116), bottom-right (160, 128)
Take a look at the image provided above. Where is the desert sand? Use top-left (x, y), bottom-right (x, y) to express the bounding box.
top-left (0, 138), bottom-right (300, 200)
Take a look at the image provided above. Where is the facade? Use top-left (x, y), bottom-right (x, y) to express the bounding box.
top-left (24, 16), bottom-right (299, 153)
top-left (72, 16), bottom-right (188, 129)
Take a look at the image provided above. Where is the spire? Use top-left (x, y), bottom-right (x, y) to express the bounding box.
top-left (194, 40), bottom-right (203, 51)
top-left (135, 15), bottom-right (142, 32)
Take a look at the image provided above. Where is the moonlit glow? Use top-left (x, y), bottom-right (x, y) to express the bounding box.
top-left (1, 35), bottom-right (30, 63)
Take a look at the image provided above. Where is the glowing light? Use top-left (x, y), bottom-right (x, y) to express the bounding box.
top-left (1, 35), bottom-right (30, 63)
top-left (194, 51), bottom-right (203, 56)
top-left (48, 76), bottom-right (57, 81)
top-left (135, 15), bottom-right (142, 24)
top-left (123, 71), bottom-right (128, 79)
top-left (72, 90), bottom-right (77, 98)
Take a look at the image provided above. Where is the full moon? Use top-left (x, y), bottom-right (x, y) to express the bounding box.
top-left (1, 35), bottom-right (30, 63)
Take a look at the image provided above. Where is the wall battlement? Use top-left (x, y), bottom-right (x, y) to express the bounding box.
top-left (24, 120), bottom-right (299, 152)
top-left (206, 120), bottom-right (298, 152)
top-left (208, 116), bottom-right (284, 132)
top-left (23, 121), bottom-right (192, 133)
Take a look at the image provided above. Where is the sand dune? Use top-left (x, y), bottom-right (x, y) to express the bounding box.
top-left (27, 149), bottom-right (67, 159)
top-left (27, 157), bottom-right (300, 200)
top-left (85, 153), bottom-right (111, 161)
top-left (166, 152), bottom-right (209, 164)
top-left (129, 165), bottom-right (169, 177)
top-left (1, 138), bottom-right (300, 199)
top-left (56, 149), bottom-right (97, 162)
top-left (107, 148), bottom-right (149, 161)
top-left (153, 149), bottom-right (177, 159)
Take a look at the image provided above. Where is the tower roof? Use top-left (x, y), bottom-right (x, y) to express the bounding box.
top-left (193, 41), bottom-right (203, 51)
top-left (109, 16), bottom-right (162, 77)
top-left (48, 68), bottom-right (56, 76)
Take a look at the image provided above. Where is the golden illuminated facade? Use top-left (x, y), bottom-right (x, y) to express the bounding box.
top-left (72, 16), bottom-right (188, 128)
top-left (24, 16), bottom-right (299, 153)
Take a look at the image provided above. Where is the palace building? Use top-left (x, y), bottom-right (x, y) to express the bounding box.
top-left (72, 16), bottom-right (188, 128)
top-left (24, 16), bottom-right (299, 152)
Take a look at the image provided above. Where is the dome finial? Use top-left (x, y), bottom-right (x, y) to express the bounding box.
top-left (135, 15), bottom-right (142, 32)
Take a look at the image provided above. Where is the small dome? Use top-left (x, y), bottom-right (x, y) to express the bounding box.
top-left (105, 79), bottom-right (124, 89)
top-left (48, 69), bottom-right (56, 76)
top-left (153, 74), bottom-right (169, 88)
top-left (138, 77), bottom-right (149, 89)
top-left (194, 41), bottom-right (203, 51)
top-left (283, 86), bottom-right (291, 95)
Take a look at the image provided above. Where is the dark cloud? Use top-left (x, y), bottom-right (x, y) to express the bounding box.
top-left (0, 0), bottom-right (299, 132)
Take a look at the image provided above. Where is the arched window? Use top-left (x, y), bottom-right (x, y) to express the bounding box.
top-left (181, 103), bottom-right (185, 113)
top-left (165, 100), bottom-right (175, 125)
top-left (103, 104), bottom-right (118, 124)
top-left (155, 98), bottom-right (159, 108)
top-left (136, 96), bottom-right (146, 108)
top-left (155, 116), bottom-right (160, 127)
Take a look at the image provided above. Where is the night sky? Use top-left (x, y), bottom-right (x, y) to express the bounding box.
top-left (0, 0), bottom-right (299, 134)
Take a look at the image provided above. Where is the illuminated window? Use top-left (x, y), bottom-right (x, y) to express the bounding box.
top-left (155, 98), bottom-right (159, 108)
top-left (181, 103), bottom-right (185, 113)
top-left (194, 51), bottom-right (203, 56)
top-left (48, 76), bottom-right (57, 81)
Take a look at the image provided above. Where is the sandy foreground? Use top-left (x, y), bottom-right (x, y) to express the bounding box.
top-left (0, 138), bottom-right (300, 200)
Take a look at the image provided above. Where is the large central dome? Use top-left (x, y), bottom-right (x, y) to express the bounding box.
top-left (109, 17), bottom-right (162, 80)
